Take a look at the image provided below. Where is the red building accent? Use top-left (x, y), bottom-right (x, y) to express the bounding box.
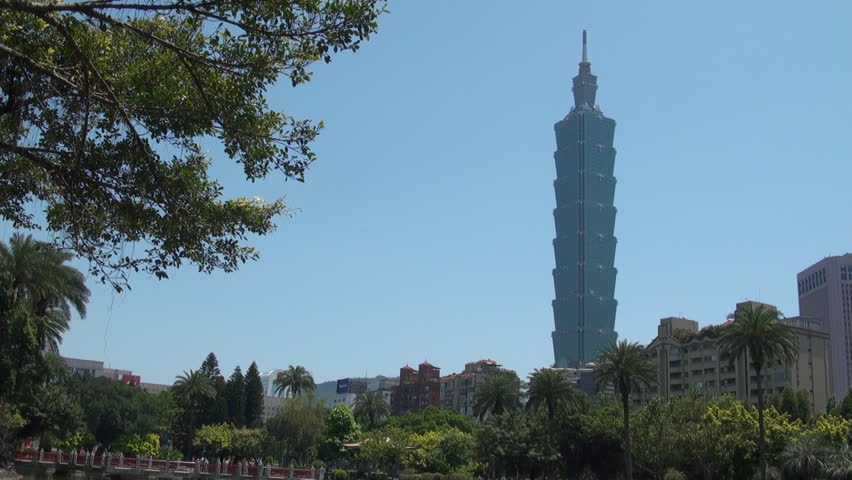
top-left (121, 374), bottom-right (141, 387)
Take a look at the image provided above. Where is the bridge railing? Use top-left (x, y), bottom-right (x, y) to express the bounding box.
top-left (14, 450), bottom-right (324, 480)
top-left (15, 450), bottom-right (36, 462)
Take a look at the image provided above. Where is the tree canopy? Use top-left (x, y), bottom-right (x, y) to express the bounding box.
top-left (0, 0), bottom-right (385, 288)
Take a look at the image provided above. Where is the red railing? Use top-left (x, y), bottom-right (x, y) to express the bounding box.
top-left (13, 450), bottom-right (318, 480)
top-left (14, 450), bottom-right (36, 461)
top-left (174, 461), bottom-right (195, 472)
top-left (268, 467), bottom-right (315, 479)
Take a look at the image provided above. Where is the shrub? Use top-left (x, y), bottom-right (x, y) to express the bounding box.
top-left (155, 448), bottom-right (183, 460)
top-left (447, 473), bottom-right (468, 480)
top-left (399, 474), bottom-right (421, 480)
top-left (367, 472), bottom-right (390, 480)
top-left (334, 469), bottom-right (348, 480)
top-left (577, 469), bottom-right (598, 480)
top-left (663, 469), bottom-right (686, 480)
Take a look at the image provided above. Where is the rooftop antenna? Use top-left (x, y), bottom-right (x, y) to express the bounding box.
top-left (582, 29), bottom-right (588, 62)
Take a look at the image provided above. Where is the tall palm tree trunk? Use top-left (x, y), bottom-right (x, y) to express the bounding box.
top-left (756, 365), bottom-right (766, 480)
top-left (622, 393), bottom-right (633, 480)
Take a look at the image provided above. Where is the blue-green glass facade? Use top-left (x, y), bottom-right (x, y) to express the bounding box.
top-left (551, 35), bottom-right (619, 368)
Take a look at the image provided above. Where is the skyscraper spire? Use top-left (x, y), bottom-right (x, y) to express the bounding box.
top-left (572, 30), bottom-right (598, 109)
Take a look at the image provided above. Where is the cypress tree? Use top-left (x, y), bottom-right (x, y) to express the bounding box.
top-left (225, 366), bottom-right (246, 427)
top-left (199, 353), bottom-right (221, 379)
top-left (244, 362), bottom-right (265, 427)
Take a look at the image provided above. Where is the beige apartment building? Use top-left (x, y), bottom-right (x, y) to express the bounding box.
top-left (641, 301), bottom-right (832, 412)
top-left (440, 359), bottom-right (502, 420)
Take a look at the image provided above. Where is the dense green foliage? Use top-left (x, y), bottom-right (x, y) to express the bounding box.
top-left (64, 375), bottom-right (177, 446)
top-left (0, 0), bottom-right (385, 288)
top-left (385, 407), bottom-right (474, 435)
top-left (265, 396), bottom-right (325, 466)
top-left (320, 404), bottom-right (360, 461)
top-left (194, 423), bottom-right (263, 459)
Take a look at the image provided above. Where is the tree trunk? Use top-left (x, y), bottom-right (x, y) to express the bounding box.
top-left (756, 365), bottom-right (766, 480)
top-left (622, 393), bottom-right (632, 480)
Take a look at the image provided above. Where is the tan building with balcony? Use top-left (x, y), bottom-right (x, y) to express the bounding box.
top-left (440, 359), bottom-right (502, 420)
top-left (641, 301), bottom-right (832, 413)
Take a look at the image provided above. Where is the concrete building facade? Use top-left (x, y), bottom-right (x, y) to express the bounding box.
top-left (440, 359), bottom-right (502, 419)
top-left (798, 254), bottom-right (852, 396)
top-left (261, 395), bottom-right (287, 422)
top-left (62, 356), bottom-right (138, 386)
top-left (642, 302), bottom-right (832, 412)
top-left (260, 369), bottom-right (286, 397)
top-left (551, 31), bottom-right (619, 368)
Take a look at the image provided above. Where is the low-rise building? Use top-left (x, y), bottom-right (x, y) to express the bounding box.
top-left (62, 356), bottom-right (138, 386)
top-left (641, 301), bottom-right (832, 412)
top-left (140, 382), bottom-right (171, 394)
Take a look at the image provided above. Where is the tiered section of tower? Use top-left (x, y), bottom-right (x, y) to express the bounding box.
top-left (551, 32), bottom-right (619, 368)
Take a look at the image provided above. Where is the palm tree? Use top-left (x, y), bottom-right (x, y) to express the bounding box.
top-left (527, 368), bottom-right (582, 423)
top-left (826, 444), bottom-right (852, 479)
top-left (174, 369), bottom-right (215, 407)
top-left (353, 391), bottom-right (391, 429)
top-left (173, 369), bottom-right (215, 455)
top-left (273, 365), bottom-right (316, 397)
top-left (780, 435), bottom-right (831, 480)
top-left (472, 370), bottom-right (523, 422)
top-left (594, 340), bottom-right (655, 480)
top-left (0, 233), bottom-right (90, 351)
top-left (719, 303), bottom-right (797, 480)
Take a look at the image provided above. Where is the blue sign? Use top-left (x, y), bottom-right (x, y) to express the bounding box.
top-left (337, 378), bottom-right (349, 394)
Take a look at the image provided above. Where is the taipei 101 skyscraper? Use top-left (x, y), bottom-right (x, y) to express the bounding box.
top-left (551, 31), bottom-right (619, 368)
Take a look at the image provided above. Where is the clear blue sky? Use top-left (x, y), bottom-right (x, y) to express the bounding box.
top-left (8, 1), bottom-right (851, 385)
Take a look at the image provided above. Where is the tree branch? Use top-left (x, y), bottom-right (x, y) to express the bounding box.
top-left (36, 11), bottom-right (146, 149)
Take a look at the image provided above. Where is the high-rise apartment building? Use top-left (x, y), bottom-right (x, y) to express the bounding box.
top-left (642, 302), bottom-right (832, 412)
top-left (798, 254), bottom-right (852, 397)
top-left (440, 359), bottom-right (502, 420)
top-left (551, 31), bottom-right (619, 367)
top-left (260, 369), bottom-right (286, 397)
top-left (390, 362), bottom-right (440, 416)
